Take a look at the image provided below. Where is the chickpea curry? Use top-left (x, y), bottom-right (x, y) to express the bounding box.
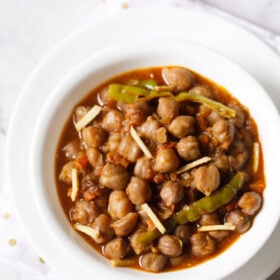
top-left (56, 66), bottom-right (265, 272)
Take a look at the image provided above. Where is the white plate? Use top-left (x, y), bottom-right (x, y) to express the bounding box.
top-left (6, 7), bottom-right (280, 280)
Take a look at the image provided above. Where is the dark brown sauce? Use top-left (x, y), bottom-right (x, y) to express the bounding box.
top-left (55, 66), bottom-right (265, 272)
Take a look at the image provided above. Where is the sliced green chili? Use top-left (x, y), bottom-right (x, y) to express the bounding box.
top-left (108, 84), bottom-right (149, 103)
top-left (137, 172), bottom-right (246, 246)
top-left (138, 79), bottom-right (158, 89)
top-left (108, 83), bottom-right (236, 118)
top-left (175, 92), bottom-right (236, 118)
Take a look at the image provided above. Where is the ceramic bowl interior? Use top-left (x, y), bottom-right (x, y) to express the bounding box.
top-left (29, 38), bottom-right (280, 280)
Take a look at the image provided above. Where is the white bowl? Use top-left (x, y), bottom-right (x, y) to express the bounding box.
top-left (29, 38), bottom-right (280, 280)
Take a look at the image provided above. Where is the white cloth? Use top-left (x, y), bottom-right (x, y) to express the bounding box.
top-left (1, 1), bottom-right (279, 279)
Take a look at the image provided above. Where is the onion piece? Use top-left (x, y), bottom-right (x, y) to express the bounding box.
top-left (74, 224), bottom-right (99, 239)
top-left (74, 105), bottom-right (102, 131)
top-left (198, 223), bottom-right (235, 232)
top-left (71, 168), bottom-right (79, 201)
top-left (130, 126), bottom-right (153, 159)
top-left (142, 203), bottom-right (166, 234)
top-left (176, 156), bottom-right (211, 174)
top-left (253, 142), bottom-right (260, 173)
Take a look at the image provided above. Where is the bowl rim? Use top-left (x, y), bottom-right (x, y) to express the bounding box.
top-left (29, 38), bottom-right (280, 280)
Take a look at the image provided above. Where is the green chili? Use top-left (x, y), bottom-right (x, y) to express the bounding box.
top-left (137, 172), bottom-right (246, 246)
top-left (108, 84), bottom-right (149, 103)
top-left (138, 79), bottom-right (158, 89)
top-left (108, 83), bottom-right (236, 118)
top-left (137, 90), bottom-right (174, 102)
top-left (175, 92), bottom-right (236, 118)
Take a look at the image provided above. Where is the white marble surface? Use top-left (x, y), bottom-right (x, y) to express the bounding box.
top-left (203, 0), bottom-right (280, 33)
top-left (1, 0), bottom-right (280, 279)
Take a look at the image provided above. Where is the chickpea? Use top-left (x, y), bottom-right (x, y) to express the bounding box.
top-left (60, 161), bottom-right (83, 184)
top-left (214, 154), bottom-right (229, 173)
top-left (233, 151), bottom-right (249, 171)
top-left (108, 190), bottom-right (133, 219)
top-left (102, 109), bottom-right (124, 132)
top-left (70, 200), bottom-right (100, 225)
top-left (174, 224), bottom-right (192, 245)
top-left (126, 177), bottom-right (152, 205)
top-left (190, 232), bottom-right (216, 257)
top-left (199, 213), bottom-right (219, 226)
top-left (238, 192), bottom-right (262, 215)
top-left (199, 213), bottom-right (229, 241)
top-left (99, 163), bottom-right (129, 190)
top-left (194, 164), bottom-right (220, 196)
top-left (82, 126), bottom-right (107, 147)
top-left (160, 180), bottom-right (184, 207)
top-left (118, 135), bottom-right (142, 163)
top-left (123, 102), bottom-right (149, 126)
top-left (103, 132), bottom-right (121, 153)
top-left (62, 140), bottom-right (80, 160)
top-left (91, 214), bottom-right (115, 244)
top-left (228, 103), bottom-right (246, 128)
top-left (103, 237), bottom-right (129, 259)
top-left (189, 85), bottom-right (213, 98)
top-left (86, 147), bottom-right (104, 168)
top-left (207, 111), bottom-right (223, 125)
top-left (140, 253), bottom-right (168, 272)
top-left (225, 210), bottom-right (251, 233)
top-left (158, 235), bottom-right (183, 257)
top-left (229, 140), bottom-right (250, 171)
top-left (162, 67), bottom-right (194, 91)
top-left (110, 212), bottom-right (138, 236)
top-left (154, 148), bottom-right (179, 173)
top-left (176, 136), bottom-right (201, 161)
top-left (134, 157), bottom-right (154, 180)
top-left (168, 116), bottom-right (195, 139)
top-left (212, 119), bottom-right (235, 147)
top-left (157, 97), bottom-right (179, 124)
top-left (139, 116), bottom-right (161, 139)
top-left (153, 127), bottom-right (168, 144)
